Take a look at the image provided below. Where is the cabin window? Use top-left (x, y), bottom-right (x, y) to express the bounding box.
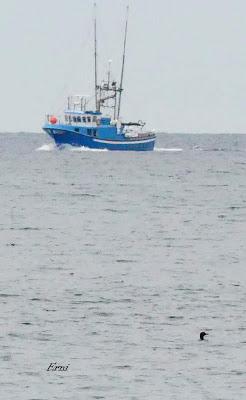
top-left (74, 128), bottom-right (79, 132)
top-left (87, 129), bottom-right (92, 136)
top-left (77, 116), bottom-right (81, 123)
top-left (87, 117), bottom-right (91, 123)
top-left (93, 116), bottom-right (97, 122)
top-left (83, 117), bottom-right (86, 123)
top-left (73, 116), bottom-right (77, 123)
top-left (93, 129), bottom-right (97, 137)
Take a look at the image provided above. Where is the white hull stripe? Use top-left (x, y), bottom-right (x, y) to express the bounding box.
top-left (93, 138), bottom-right (155, 145)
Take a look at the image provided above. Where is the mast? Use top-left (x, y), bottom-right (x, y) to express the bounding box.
top-left (117, 6), bottom-right (129, 120)
top-left (107, 59), bottom-right (112, 87)
top-left (94, 2), bottom-right (98, 111)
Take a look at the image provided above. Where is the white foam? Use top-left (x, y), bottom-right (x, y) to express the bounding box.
top-left (35, 143), bottom-right (108, 152)
top-left (35, 143), bottom-right (56, 152)
top-left (36, 144), bottom-right (181, 153)
top-left (155, 147), bottom-right (183, 152)
top-left (69, 146), bottom-right (108, 152)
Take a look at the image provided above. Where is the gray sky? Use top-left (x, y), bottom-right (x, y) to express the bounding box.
top-left (1, 0), bottom-right (246, 133)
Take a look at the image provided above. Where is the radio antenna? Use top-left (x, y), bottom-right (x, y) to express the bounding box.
top-left (94, 2), bottom-right (98, 110)
top-left (117, 6), bottom-right (129, 120)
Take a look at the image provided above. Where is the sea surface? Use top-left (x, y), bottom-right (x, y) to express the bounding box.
top-left (1, 132), bottom-right (246, 399)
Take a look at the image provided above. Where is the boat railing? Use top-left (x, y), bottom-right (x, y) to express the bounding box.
top-left (45, 114), bottom-right (63, 124)
top-left (124, 131), bottom-right (156, 139)
top-left (45, 113), bottom-right (100, 127)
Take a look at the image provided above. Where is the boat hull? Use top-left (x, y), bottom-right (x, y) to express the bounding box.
top-left (43, 125), bottom-right (155, 151)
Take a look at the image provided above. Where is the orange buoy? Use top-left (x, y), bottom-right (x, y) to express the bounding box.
top-left (49, 116), bottom-right (57, 124)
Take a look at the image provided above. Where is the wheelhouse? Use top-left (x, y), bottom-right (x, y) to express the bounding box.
top-left (64, 110), bottom-right (100, 126)
top-left (63, 95), bottom-right (102, 126)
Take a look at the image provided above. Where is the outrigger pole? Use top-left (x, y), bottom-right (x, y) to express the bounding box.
top-left (117, 5), bottom-right (129, 120)
top-left (94, 2), bottom-right (98, 111)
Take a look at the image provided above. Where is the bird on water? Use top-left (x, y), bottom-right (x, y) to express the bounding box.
top-left (200, 331), bottom-right (208, 340)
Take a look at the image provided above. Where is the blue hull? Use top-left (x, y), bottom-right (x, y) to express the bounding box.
top-left (43, 125), bottom-right (155, 151)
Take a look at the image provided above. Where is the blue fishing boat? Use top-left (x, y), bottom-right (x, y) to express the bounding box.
top-left (43, 6), bottom-right (156, 151)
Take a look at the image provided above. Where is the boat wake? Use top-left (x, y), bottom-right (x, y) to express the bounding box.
top-left (36, 143), bottom-right (56, 152)
top-left (36, 143), bottom-right (108, 152)
top-left (70, 146), bottom-right (108, 152)
top-left (36, 144), bottom-right (182, 153)
top-left (155, 147), bottom-right (183, 152)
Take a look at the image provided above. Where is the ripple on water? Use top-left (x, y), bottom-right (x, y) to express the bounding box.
top-left (2, 132), bottom-right (246, 399)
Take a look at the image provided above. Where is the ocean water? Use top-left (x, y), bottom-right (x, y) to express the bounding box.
top-left (1, 132), bottom-right (246, 399)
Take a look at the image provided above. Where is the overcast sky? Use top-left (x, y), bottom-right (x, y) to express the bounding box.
top-left (1, 0), bottom-right (246, 133)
